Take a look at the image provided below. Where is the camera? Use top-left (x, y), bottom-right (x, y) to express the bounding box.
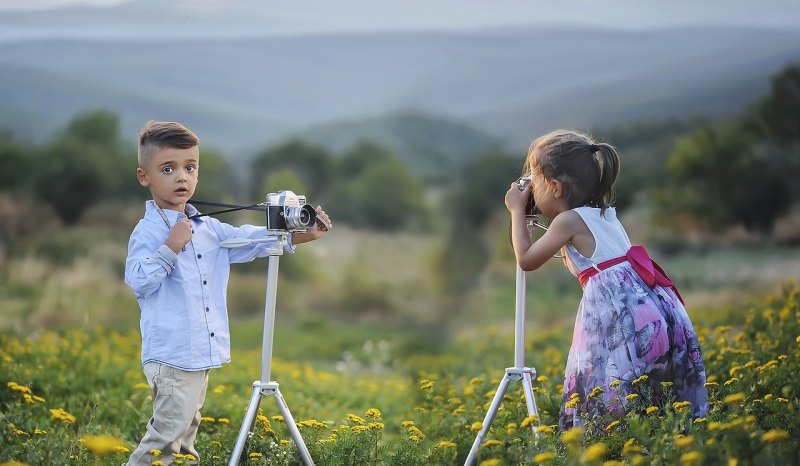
top-left (265, 191), bottom-right (317, 232)
top-left (517, 176), bottom-right (537, 216)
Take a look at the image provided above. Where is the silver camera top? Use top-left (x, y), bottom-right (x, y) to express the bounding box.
top-left (517, 175), bottom-right (532, 190)
top-left (266, 190), bottom-right (307, 207)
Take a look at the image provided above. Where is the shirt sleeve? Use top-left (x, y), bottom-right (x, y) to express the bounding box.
top-left (124, 226), bottom-right (178, 298)
top-left (216, 221), bottom-right (296, 264)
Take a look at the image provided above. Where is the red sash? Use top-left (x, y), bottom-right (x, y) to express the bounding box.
top-left (577, 245), bottom-right (684, 304)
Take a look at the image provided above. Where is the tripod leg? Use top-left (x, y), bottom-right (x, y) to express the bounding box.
top-left (464, 374), bottom-right (512, 466)
top-left (273, 386), bottom-right (315, 466)
top-left (229, 384), bottom-right (263, 466)
top-left (521, 372), bottom-right (539, 435)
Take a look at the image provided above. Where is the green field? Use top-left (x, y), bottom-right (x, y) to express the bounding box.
top-left (1, 213), bottom-right (799, 464)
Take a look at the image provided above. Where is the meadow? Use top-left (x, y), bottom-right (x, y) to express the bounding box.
top-left (1, 216), bottom-right (799, 465)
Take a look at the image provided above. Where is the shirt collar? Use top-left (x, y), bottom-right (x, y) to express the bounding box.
top-left (144, 200), bottom-right (205, 226)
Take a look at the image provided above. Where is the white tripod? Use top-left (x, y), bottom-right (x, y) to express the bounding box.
top-left (464, 218), bottom-right (541, 466)
top-left (223, 233), bottom-right (314, 466)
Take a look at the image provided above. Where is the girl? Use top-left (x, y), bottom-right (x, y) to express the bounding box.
top-left (505, 130), bottom-right (708, 430)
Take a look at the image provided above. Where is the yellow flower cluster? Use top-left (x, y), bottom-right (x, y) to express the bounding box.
top-left (49, 408), bottom-right (76, 424)
top-left (79, 434), bottom-right (129, 456)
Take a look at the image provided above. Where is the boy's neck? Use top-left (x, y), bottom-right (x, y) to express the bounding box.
top-left (153, 198), bottom-right (186, 214)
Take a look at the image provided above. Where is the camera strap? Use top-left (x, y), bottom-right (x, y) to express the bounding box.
top-left (188, 200), bottom-right (265, 219)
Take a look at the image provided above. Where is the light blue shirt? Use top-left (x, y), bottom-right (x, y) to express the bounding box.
top-left (124, 201), bottom-right (294, 371)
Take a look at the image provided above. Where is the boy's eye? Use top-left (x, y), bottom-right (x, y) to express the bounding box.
top-left (186, 165), bottom-right (196, 172)
top-left (162, 167), bottom-right (173, 174)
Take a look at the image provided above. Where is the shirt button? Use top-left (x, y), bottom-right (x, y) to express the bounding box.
top-left (197, 254), bottom-right (202, 259)
top-left (210, 332), bottom-right (215, 337)
top-left (203, 280), bottom-right (207, 285)
top-left (206, 307), bottom-right (210, 312)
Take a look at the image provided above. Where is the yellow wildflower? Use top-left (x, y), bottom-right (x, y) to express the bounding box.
top-left (632, 375), bottom-right (649, 385)
top-left (762, 429), bottom-right (789, 443)
top-left (346, 413), bottom-right (365, 425)
top-left (581, 443), bottom-right (608, 462)
top-left (561, 427), bottom-right (584, 445)
top-left (80, 434), bottom-right (128, 456)
top-left (605, 421), bottom-right (621, 432)
top-left (419, 379), bottom-right (435, 390)
top-left (533, 451), bottom-right (556, 463)
top-left (479, 460), bottom-right (502, 466)
top-left (216, 418), bottom-right (230, 424)
top-left (723, 393), bottom-right (745, 404)
top-left (364, 408), bottom-right (382, 419)
top-left (520, 415), bottom-right (539, 428)
top-left (626, 393), bottom-right (639, 401)
top-left (646, 406), bottom-right (659, 415)
top-left (481, 439), bottom-right (504, 448)
top-left (535, 425), bottom-right (554, 434)
top-left (435, 440), bottom-right (457, 449)
top-left (675, 435), bottom-right (695, 448)
top-left (609, 380), bottom-right (622, 388)
top-left (680, 451), bottom-right (704, 465)
top-left (470, 422), bottom-right (483, 432)
top-left (49, 408), bottom-right (76, 424)
top-left (249, 452), bottom-right (263, 458)
top-left (622, 438), bottom-right (642, 456)
top-left (149, 449), bottom-right (161, 457)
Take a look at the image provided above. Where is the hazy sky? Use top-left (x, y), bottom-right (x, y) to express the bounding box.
top-left (1, 0), bottom-right (800, 37)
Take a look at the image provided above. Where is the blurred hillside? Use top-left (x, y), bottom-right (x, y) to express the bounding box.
top-left (1, 27), bottom-right (799, 157)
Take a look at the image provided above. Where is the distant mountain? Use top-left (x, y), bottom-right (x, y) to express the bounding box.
top-left (284, 112), bottom-right (503, 179)
top-left (0, 26), bottom-right (798, 157)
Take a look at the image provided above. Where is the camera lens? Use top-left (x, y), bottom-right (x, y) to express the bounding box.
top-left (284, 204), bottom-right (317, 230)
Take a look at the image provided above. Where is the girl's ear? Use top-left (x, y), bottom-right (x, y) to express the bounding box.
top-left (136, 167), bottom-right (149, 187)
top-left (550, 179), bottom-right (564, 199)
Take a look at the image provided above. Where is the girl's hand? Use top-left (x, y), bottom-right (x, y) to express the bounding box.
top-left (505, 181), bottom-right (530, 213)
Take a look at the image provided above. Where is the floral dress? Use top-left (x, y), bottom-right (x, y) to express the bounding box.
top-left (558, 207), bottom-right (708, 430)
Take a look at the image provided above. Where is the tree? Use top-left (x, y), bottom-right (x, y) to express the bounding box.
top-left (757, 63), bottom-right (800, 144)
top-left (249, 139), bottom-right (333, 200)
top-left (658, 125), bottom-right (791, 234)
top-left (31, 109), bottom-right (140, 224)
top-left (338, 158), bottom-right (427, 231)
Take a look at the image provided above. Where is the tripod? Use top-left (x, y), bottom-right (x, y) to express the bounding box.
top-left (224, 233), bottom-right (314, 466)
top-left (464, 219), bottom-right (541, 466)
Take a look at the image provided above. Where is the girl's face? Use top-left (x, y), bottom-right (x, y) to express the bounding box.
top-left (530, 161), bottom-right (567, 218)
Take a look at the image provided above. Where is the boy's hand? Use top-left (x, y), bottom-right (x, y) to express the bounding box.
top-left (314, 206), bottom-right (332, 233)
top-left (165, 218), bottom-right (193, 253)
top-left (292, 207), bottom-right (332, 244)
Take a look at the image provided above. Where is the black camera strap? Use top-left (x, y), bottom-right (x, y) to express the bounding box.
top-left (188, 200), bottom-right (265, 219)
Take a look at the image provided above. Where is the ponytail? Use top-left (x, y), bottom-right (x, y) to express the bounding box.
top-left (589, 143), bottom-right (620, 214)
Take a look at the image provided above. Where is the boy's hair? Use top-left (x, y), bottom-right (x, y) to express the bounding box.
top-left (137, 121), bottom-right (199, 167)
top-left (524, 129), bottom-right (620, 213)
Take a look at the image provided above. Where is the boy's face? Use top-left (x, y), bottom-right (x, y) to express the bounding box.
top-left (137, 145), bottom-right (200, 212)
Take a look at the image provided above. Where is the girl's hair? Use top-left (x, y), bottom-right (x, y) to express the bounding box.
top-left (524, 129), bottom-right (620, 213)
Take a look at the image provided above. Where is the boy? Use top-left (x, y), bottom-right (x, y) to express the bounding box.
top-left (124, 121), bottom-right (331, 465)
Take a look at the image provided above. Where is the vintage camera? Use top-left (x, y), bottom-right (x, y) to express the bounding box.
top-left (517, 176), bottom-right (537, 216)
top-left (265, 191), bottom-right (317, 232)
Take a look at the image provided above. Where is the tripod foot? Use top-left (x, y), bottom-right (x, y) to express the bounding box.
top-left (228, 381), bottom-right (315, 466)
top-left (464, 368), bottom-right (540, 466)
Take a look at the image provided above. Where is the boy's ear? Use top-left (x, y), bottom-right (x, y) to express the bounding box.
top-left (136, 167), bottom-right (149, 187)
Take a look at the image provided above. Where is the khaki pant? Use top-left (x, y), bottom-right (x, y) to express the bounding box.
top-left (126, 362), bottom-right (209, 466)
